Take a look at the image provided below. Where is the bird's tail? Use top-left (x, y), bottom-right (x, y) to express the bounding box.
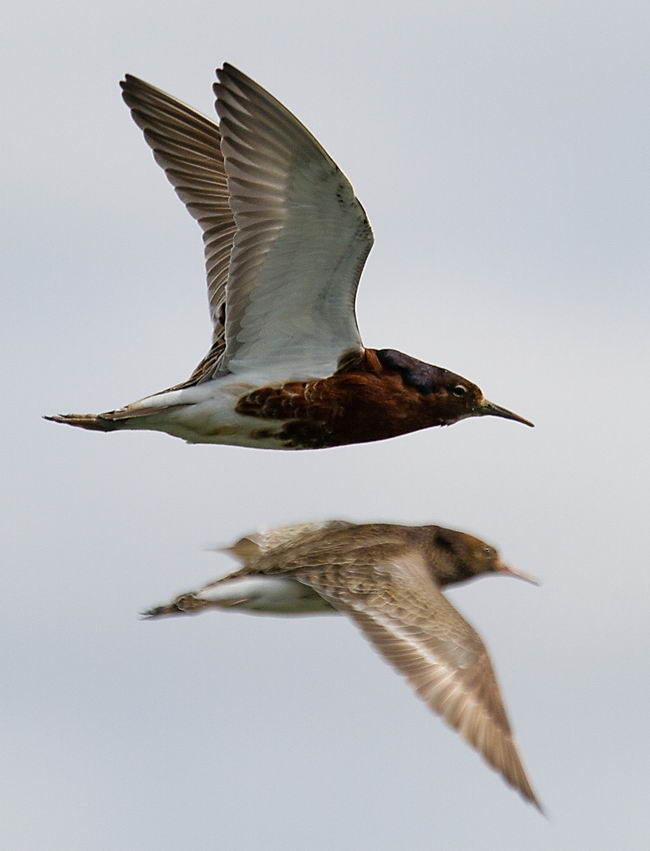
top-left (141, 593), bottom-right (207, 619)
top-left (43, 412), bottom-right (125, 432)
top-left (44, 400), bottom-right (181, 432)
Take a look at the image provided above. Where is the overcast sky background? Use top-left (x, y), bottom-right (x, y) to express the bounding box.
top-left (3, 1), bottom-right (649, 848)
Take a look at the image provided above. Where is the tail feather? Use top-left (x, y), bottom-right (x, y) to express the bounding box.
top-left (43, 413), bottom-right (125, 432)
top-left (45, 401), bottom-right (188, 432)
top-left (141, 594), bottom-right (206, 619)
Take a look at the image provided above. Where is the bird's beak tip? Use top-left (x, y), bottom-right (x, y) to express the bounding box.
top-left (497, 563), bottom-right (540, 586)
top-left (482, 400), bottom-right (534, 428)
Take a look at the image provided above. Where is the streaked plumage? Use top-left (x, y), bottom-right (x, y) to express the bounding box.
top-left (46, 64), bottom-right (532, 449)
top-left (145, 520), bottom-right (542, 809)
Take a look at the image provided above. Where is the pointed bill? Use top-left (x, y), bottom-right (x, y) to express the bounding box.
top-left (497, 562), bottom-right (540, 586)
top-left (481, 400), bottom-right (534, 427)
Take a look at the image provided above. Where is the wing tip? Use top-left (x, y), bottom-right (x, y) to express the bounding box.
top-left (120, 73), bottom-right (144, 92)
top-left (216, 61), bottom-right (239, 80)
top-left (120, 73), bottom-right (154, 109)
top-left (522, 785), bottom-right (546, 815)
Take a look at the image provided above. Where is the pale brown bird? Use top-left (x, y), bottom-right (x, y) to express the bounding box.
top-left (145, 521), bottom-right (542, 810)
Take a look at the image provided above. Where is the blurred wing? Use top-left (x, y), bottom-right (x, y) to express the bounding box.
top-left (296, 555), bottom-right (541, 808)
top-left (214, 64), bottom-right (374, 377)
top-left (227, 520), bottom-right (355, 562)
top-left (120, 74), bottom-right (236, 381)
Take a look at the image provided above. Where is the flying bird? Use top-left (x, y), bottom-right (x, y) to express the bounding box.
top-left (145, 520), bottom-right (542, 809)
top-left (47, 64), bottom-right (533, 449)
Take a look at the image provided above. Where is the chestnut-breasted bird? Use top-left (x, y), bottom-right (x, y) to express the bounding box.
top-left (47, 64), bottom-right (532, 449)
top-left (145, 520), bottom-right (542, 810)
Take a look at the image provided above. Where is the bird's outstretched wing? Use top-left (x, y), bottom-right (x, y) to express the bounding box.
top-left (120, 74), bottom-right (235, 382)
top-left (294, 553), bottom-right (541, 809)
top-left (121, 66), bottom-right (373, 383)
top-left (214, 64), bottom-right (374, 378)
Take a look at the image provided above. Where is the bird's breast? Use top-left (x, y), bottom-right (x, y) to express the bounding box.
top-left (234, 370), bottom-right (444, 449)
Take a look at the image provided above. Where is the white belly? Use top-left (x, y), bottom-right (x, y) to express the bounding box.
top-left (195, 576), bottom-right (336, 615)
top-left (126, 373), bottom-right (290, 448)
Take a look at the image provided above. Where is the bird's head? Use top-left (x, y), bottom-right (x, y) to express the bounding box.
top-left (373, 350), bottom-right (533, 428)
top-left (433, 370), bottom-right (534, 428)
top-left (427, 526), bottom-right (539, 587)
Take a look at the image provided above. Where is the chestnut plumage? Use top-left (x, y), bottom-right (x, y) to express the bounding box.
top-left (46, 64), bottom-right (532, 449)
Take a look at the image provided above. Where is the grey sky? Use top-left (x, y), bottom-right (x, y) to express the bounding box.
top-left (3, 0), bottom-right (649, 848)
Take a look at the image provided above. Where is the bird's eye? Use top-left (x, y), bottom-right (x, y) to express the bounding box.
top-left (452, 385), bottom-right (467, 397)
top-left (482, 545), bottom-right (495, 558)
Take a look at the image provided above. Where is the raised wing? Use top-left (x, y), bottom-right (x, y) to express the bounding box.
top-left (214, 64), bottom-right (374, 378)
top-left (120, 74), bottom-right (235, 381)
top-left (295, 554), bottom-right (541, 809)
top-left (227, 520), bottom-right (355, 562)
